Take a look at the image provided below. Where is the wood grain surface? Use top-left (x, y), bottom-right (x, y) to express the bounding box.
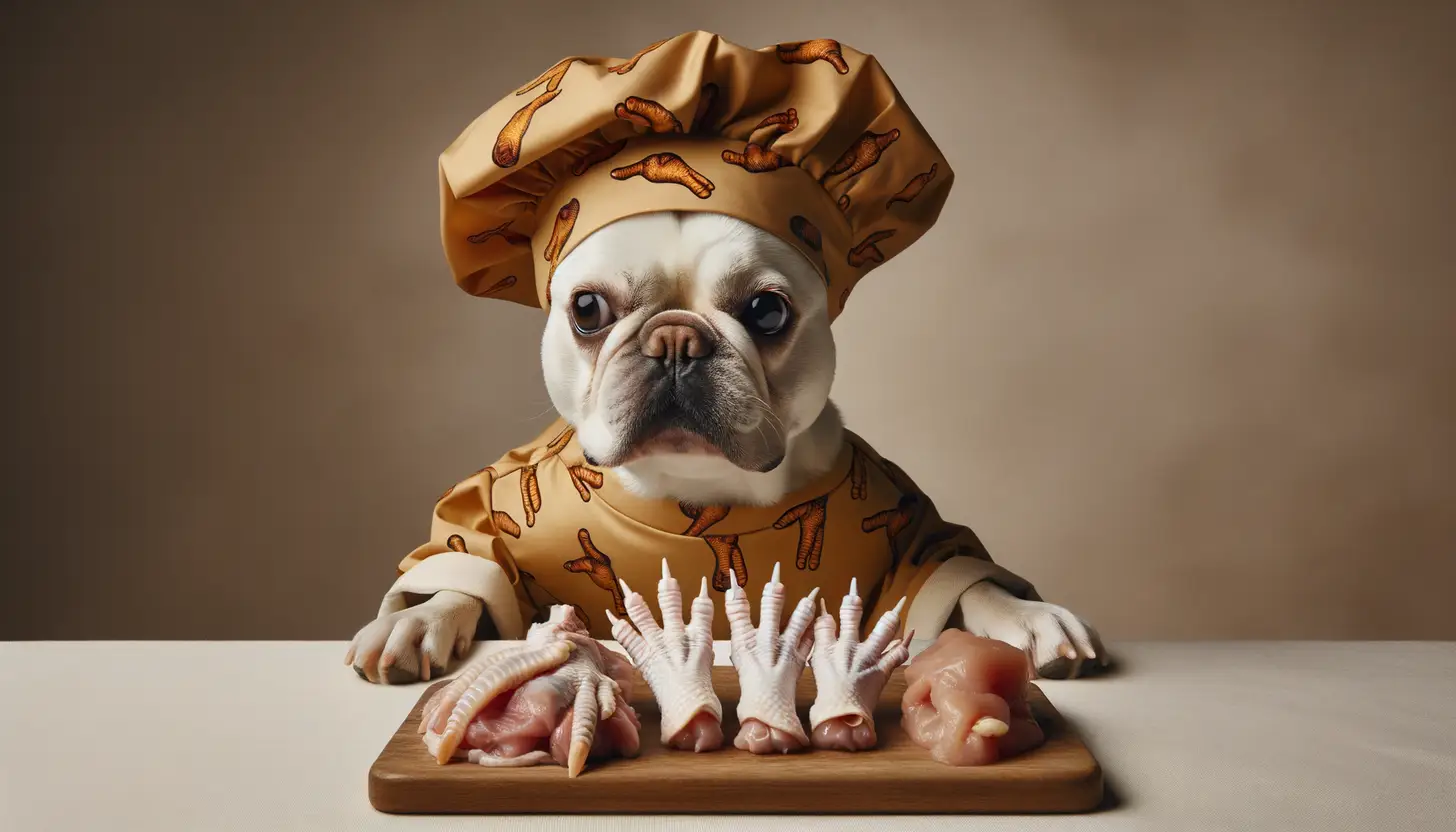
top-left (368, 666), bottom-right (1103, 814)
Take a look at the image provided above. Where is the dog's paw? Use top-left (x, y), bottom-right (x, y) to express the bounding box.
top-left (344, 590), bottom-right (483, 684)
top-left (957, 582), bottom-right (1109, 679)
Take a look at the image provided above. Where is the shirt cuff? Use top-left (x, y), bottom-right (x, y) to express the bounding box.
top-left (376, 551), bottom-right (525, 640)
top-left (904, 556), bottom-right (1040, 638)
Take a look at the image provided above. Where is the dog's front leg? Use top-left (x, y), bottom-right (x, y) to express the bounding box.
top-left (344, 590), bottom-right (483, 684)
top-left (956, 582), bottom-right (1109, 679)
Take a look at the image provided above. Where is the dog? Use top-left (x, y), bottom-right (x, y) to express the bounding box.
top-left (345, 211), bottom-right (1108, 684)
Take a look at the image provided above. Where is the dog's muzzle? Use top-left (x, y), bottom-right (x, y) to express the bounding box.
top-left (639, 311), bottom-right (716, 378)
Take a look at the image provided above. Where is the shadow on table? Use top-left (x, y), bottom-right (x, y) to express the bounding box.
top-left (1036, 649), bottom-right (1126, 681)
top-left (1096, 770), bottom-right (1125, 812)
top-left (1066, 710), bottom-right (1125, 814)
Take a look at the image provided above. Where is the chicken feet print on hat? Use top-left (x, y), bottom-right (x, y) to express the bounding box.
top-left (438, 31), bottom-right (954, 321)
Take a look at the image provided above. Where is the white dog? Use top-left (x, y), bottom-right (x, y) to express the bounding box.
top-left (346, 211), bottom-right (1107, 684)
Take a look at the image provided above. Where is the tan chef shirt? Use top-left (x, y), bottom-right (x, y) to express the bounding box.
top-left (380, 420), bottom-right (1039, 641)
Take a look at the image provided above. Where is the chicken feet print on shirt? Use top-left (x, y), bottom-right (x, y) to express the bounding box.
top-left (564, 528), bottom-right (628, 616)
top-left (849, 448), bottom-right (869, 500)
top-left (543, 425), bottom-right (575, 456)
top-left (493, 511), bottom-right (523, 538)
top-left (704, 535), bottom-right (749, 593)
top-left (678, 503), bottom-right (746, 590)
top-left (679, 502), bottom-right (731, 536)
top-left (568, 465), bottom-right (604, 502)
top-left (773, 495), bottom-right (829, 571)
top-left (862, 494), bottom-right (921, 567)
top-left (520, 465), bottom-right (543, 527)
top-left (519, 426), bottom-right (577, 526)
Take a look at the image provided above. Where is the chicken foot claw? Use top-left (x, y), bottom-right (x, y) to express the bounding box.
top-left (609, 561), bottom-right (725, 751)
top-left (972, 716), bottom-right (1010, 737)
top-left (421, 606), bottom-right (642, 776)
top-left (726, 562), bottom-right (819, 753)
top-left (808, 579), bottom-right (912, 751)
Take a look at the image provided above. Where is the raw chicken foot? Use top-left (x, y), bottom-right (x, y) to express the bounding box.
top-left (726, 563), bottom-right (819, 753)
top-left (418, 606), bottom-right (641, 776)
top-left (609, 560), bottom-right (725, 751)
top-left (808, 578), bottom-right (912, 751)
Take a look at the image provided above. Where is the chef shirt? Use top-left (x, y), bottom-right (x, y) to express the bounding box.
top-left (381, 419), bottom-right (1039, 641)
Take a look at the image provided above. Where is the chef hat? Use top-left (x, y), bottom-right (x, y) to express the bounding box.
top-left (438, 30), bottom-right (953, 320)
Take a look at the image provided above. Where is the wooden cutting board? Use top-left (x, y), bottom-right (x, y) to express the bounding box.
top-left (368, 666), bottom-right (1103, 814)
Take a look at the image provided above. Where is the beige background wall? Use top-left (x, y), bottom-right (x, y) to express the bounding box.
top-left (3, 0), bottom-right (1453, 640)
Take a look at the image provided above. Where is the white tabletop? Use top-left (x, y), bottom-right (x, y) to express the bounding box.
top-left (2, 641), bottom-right (1453, 831)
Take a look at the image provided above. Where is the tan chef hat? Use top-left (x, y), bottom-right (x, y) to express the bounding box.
top-left (438, 30), bottom-right (953, 320)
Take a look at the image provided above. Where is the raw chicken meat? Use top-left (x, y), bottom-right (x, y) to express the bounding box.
top-left (808, 578), bottom-right (912, 751)
top-left (608, 560), bottom-right (725, 751)
top-left (726, 563), bottom-right (820, 753)
top-left (419, 605), bottom-right (642, 776)
top-left (900, 629), bottom-right (1044, 765)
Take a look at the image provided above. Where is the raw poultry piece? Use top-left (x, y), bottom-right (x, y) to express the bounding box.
top-left (725, 563), bottom-right (820, 753)
top-left (900, 629), bottom-right (1045, 765)
top-left (808, 578), bottom-right (912, 750)
top-left (608, 560), bottom-right (725, 751)
top-left (419, 605), bottom-right (642, 777)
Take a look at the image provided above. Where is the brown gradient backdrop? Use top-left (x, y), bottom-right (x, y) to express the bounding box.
top-left (2, 1), bottom-right (1453, 640)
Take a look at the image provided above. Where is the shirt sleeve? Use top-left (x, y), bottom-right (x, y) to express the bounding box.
top-left (863, 454), bottom-right (1043, 639)
top-left (376, 464), bottom-right (530, 640)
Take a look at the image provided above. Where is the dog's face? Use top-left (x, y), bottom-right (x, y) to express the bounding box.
top-left (542, 212), bottom-right (835, 480)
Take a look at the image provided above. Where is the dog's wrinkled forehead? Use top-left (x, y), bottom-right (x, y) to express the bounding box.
top-left (551, 212), bottom-right (826, 313)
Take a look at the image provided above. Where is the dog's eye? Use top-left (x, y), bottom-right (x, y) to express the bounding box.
top-left (741, 292), bottom-right (791, 336)
top-left (570, 292), bottom-right (615, 335)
